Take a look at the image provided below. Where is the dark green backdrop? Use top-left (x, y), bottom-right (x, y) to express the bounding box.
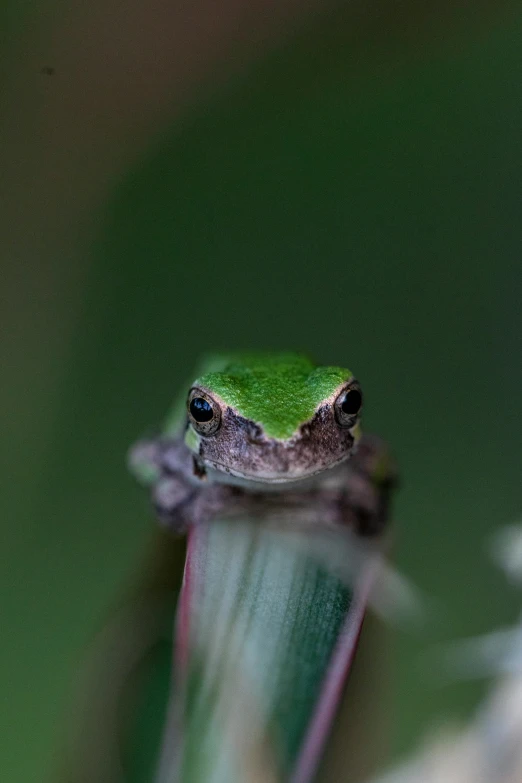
top-left (2, 4), bottom-right (521, 781)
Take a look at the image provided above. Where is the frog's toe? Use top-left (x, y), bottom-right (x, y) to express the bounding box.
top-left (152, 476), bottom-right (195, 530)
top-left (127, 439), bottom-right (162, 485)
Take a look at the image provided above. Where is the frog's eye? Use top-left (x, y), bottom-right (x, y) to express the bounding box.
top-left (187, 389), bottom-right (222, 435)
top-left (334, 385), bottom-right (363, 427)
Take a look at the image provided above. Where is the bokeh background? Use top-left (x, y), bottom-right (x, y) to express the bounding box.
top-left (2, 1), bottom-right (522, 781)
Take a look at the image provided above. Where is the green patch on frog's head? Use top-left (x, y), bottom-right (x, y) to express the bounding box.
top-left (183, 353), bottom-right (363, 484)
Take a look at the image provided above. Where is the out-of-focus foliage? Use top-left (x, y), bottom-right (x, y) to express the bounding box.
top-left (371, 524), bottom-right (522, 783)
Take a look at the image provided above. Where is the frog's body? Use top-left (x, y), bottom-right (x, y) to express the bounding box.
top-left (129, 353), bottom-right (395, 535)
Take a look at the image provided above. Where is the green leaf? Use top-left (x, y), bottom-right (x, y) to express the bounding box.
top-left (155, 519), bottom-right (379, 783)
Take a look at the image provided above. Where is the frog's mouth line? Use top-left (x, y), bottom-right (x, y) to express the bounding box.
top-left (200, 455), bottom-right (350, 487)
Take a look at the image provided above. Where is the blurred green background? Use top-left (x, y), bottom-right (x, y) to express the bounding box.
top-left (1, 1), bottom-right (521, 781)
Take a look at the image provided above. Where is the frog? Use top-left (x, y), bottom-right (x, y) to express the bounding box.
top-left (128, 352), bottom-right (396, 536)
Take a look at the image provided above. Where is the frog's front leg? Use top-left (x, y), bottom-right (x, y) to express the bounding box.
top-left (128, 436), bottom-right (230, 533)
top-left (341, 434), bottom-right (398, 537)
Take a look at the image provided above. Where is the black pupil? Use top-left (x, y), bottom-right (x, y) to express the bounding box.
top-left (341, 389), bottom-right (362, 416)
top-left (190, 397), bottom-right (214, 422)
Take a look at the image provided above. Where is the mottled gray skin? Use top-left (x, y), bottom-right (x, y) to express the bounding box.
top-left (129, 431), bottom-right (396, 537)
top-left (191, 398), bottom-right (356, 483)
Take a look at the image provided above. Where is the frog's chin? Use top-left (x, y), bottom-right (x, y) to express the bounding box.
top-left (200, 457), bottom-right (349, 492)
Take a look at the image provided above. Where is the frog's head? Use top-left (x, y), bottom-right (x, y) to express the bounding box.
top-left (183, 353), bottom-right (362, 485)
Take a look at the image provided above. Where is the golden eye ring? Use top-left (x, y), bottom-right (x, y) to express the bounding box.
top-left (334, 384), bottom-right (362, 427)
top-left (187, 388), bottom-right (222, 435)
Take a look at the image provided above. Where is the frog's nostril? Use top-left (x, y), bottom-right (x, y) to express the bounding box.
top-left (248, 435), bottom-right (263, 446)
top-left (247, 424), bottom-right (265, 445)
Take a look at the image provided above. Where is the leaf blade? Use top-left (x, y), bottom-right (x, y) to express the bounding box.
top-left (158, 518), bottom-right (381, 783)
